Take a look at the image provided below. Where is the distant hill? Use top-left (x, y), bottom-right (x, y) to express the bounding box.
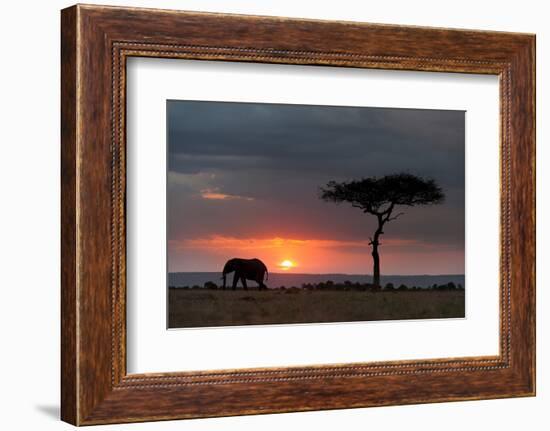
top-left (169, 272), bottom-right (464, 289)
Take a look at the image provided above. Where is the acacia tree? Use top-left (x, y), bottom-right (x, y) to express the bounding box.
top-left (319, 173), bottom-right (444, 287)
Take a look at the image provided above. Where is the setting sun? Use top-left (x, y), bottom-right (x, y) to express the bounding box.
top-left (278, 259), bottom-right (295, 270)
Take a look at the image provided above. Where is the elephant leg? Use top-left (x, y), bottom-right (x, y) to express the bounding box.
top-left (241, 277), bottom-right (248, 290)
top-left (257, 273), bottom-right (266, 290)
top-left (232, 273), bottom-right (239, 290)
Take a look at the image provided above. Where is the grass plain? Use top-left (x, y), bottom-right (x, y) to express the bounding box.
top-left (168, 288), bottom-right (465, 328)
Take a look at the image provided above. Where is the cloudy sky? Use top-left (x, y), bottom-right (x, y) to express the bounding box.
top-left (167, 100), bottom-right (465, 275)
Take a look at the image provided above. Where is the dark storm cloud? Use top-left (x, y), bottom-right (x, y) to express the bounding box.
top-left (167, 100), bottom-right (465, 252)
top-left (168, 101), bottom-right (464, 187)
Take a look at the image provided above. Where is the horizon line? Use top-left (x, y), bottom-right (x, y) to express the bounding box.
top-left (169, 271), bottom-right (465, 276)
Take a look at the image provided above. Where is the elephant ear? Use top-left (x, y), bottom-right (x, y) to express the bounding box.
top-left (226, 258), bottom-right (240, 271)
top-left (222, 260), bottom-right (233, 273)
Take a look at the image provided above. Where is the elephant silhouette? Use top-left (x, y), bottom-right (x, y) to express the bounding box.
top-left (222, 258), bottom-right (269, 290)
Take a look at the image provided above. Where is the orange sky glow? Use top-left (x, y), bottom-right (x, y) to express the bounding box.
top-left (168, 235), bottom-right (464, 275)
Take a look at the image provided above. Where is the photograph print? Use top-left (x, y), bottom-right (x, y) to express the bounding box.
top-left (167, 100), bottom-right (465, 329)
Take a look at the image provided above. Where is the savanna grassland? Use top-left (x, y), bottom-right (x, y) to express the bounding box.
top-left (168, 287), bottom-right (465, 328)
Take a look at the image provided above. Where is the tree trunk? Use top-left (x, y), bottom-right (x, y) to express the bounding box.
top-left (370, 216), bottom-right (384, 288)
top-left (372, 241), bottom-right (380, 287)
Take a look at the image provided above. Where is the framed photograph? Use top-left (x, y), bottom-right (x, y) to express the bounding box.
top-left (61, 4), bottom-right (535, 425)
top-left (165, 100), bottom-right (465, 329)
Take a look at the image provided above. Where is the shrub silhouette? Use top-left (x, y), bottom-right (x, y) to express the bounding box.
top-left (204, 281), bottom-right (218, 290)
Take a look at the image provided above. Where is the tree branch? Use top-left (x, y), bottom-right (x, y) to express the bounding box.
top-left (381, 202), bottom-right (395, 215)
top-left (386, 212), bottom-right (405, 222)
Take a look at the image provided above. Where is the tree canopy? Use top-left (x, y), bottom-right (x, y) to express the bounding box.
top-left (319, 173), bottom-right (444, 217)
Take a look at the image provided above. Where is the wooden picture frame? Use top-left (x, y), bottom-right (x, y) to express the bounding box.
top-left (61, 4), bottom-right (535, 425)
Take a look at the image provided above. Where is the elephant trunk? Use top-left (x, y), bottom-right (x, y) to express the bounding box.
top-left (221, 261), bottom-right (234, 290)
